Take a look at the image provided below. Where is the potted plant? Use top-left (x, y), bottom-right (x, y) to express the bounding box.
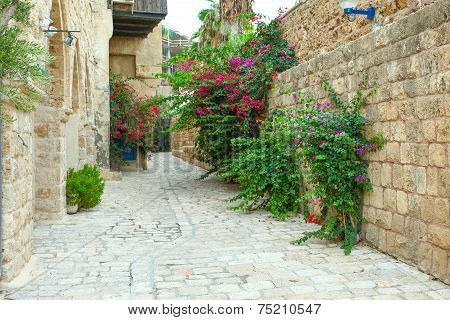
top-left (66, 168), bottom-right (81, 214)
top-left (77, 164), bottom-right (105, 209)
top-left (65, 165), bottom-right (105, 214)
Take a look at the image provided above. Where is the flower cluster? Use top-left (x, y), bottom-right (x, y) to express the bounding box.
top-left (163, 17), bottom-right (298, 172)
top-left (109, 76), bottom-right (160, 168)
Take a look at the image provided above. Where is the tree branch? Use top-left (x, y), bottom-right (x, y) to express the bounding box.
top-left (0, 4), bottom-right (17, 31)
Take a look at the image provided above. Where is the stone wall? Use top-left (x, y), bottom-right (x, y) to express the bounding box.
top-left (109, 23), bottom-right (163, 97)
top-left (1, 104), bottom-right (34, 281)
top-left (283, 0), bottom-right (438, 61)
top-left (171, 129), bottom-right (210, 170)
top-left (269, 0), bottom-right (449, 284)
top-left (1, 0), bottom-right (113, 281)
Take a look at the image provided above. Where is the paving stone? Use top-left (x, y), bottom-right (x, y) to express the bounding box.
top-left (2, 153), bottom-right (448, 300)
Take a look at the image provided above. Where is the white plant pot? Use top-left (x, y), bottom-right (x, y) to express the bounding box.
top-left (67, 204), bottom-right (79, 215)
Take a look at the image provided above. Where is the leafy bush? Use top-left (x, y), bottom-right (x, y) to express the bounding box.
top-left (220, 111), bottom-right (303, 219)
top-left (161, 16), bottom-right (298, 175)
top-left (290, 76), bottom-right (386, 254)
top-left (221, 75), bottom-right (385, 254)
top-left (66, 169), bottom-right (82, 206)
top-left (66, 164), bottom-right (105, 209)
top-left (109, 75), bottom-right (160, 168)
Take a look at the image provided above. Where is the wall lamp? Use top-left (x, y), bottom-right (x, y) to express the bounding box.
top-left (339, 0), bottom-right (376, 21)
top-left (43, 29), bottom-right (80, 46)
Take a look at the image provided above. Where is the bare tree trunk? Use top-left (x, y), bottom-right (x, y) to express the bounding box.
top-left (220, 0), bottom-right (252, 37)
top-left (0, 5), bottom-right (17, 31)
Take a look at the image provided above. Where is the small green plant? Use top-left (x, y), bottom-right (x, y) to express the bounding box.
top-left (66, 168), bottom-right (82, 206)
top-left (66, 164), bottom-right (105, 209)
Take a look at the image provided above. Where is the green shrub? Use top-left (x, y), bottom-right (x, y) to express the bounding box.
top-left (66, 164), bottom-right (105, 209)
top-left (66, 168), bottom-right (82, 206)
top-left (220, 111), bottom-right (303, 219)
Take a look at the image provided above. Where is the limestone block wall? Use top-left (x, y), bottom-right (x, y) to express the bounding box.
top-left (1, 106), bottom-right (34, 281)
top-left (1, 0), bottom-right (113, 281)
top-left (171, 129), bottom-right (210, 170)
top-left (283, 0), bottom-right (438, 61)
top-left (269, 0), bottom-right (449, 284)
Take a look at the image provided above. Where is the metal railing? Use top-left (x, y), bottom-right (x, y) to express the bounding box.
top-left (162, 37), bottom-right (190, 48)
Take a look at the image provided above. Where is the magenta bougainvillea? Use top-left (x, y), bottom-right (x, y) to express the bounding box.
top-left (162, 16), bottom-right (298, 173)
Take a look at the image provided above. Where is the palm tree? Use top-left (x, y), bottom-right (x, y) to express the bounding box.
top-left (219, 0), bottom-right (253, 37)
top-left (191, 0), bottom-right (221, 48)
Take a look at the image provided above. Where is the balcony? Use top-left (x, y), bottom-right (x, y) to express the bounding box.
top-left (111, 0), bottom-right (168, 37)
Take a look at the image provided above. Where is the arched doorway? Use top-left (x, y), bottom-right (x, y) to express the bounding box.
top-left (33, 0), bottom-right (70, 220)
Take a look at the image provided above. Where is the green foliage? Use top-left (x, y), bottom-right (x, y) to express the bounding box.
top-left (220, 111), bottom-right (303, 219)
top-left (289, 75), bottom-right (386, 254)
top-left (0, 0), bottom-right (52, 121)
top-left (66, 169), bottom-right (82, 206)
top-left (66, 165), bottom-right (105, 209)
top-left (160, 16), bottom-right (298, 175)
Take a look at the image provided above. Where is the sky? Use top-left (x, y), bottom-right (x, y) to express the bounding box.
top-left (163, 0), bottom-right (298, 37)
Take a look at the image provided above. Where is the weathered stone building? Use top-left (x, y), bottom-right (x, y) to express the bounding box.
top-left (1, 0), bottom-right (166, 281)
top-left (171, 0), bottom-right (449, 284)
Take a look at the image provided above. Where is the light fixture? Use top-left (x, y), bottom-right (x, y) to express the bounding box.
top-left (44, 26), bottom-right (58, 38)
top-left (339, 0), bottom-right (375, 21)
top-left (43, 29), bottom-right (80, 46)
top-left (64, 32), bottom-right (75, 46)
top-left (40, 17), bottom-right (53, 30)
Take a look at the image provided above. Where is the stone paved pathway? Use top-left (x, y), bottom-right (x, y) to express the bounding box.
top-left (1, 153), bottom-right (449, 300)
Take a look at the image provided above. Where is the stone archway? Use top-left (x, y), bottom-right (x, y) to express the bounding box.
top-left (33, 0), bottom-right (70, 220)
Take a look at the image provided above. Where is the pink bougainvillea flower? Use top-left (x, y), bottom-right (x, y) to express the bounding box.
top-left (292, 93), bottom-right (298, 100)
top-left (362, 176), bottom-right (367, 183)
top-left (307, 214), bottom-right (321, 225)
top-left (372, 145), bottom-right (377, 151)
top-left (313, 172), bottom-right (318, 177)
top-left (335, 130), bottom-right (343, 135)
top-left (152, 105), bottom-right (160, 115)
top-left (358, 147), bottom-right (365, 155)
top-left (326, 101), bottom-right (331, 107)
top-left (293, 137), bottom-right (300, 145)
top-left (356, 176), bottom-right (361, 182)
top-left (312, 154), bottom-right (317, 159)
